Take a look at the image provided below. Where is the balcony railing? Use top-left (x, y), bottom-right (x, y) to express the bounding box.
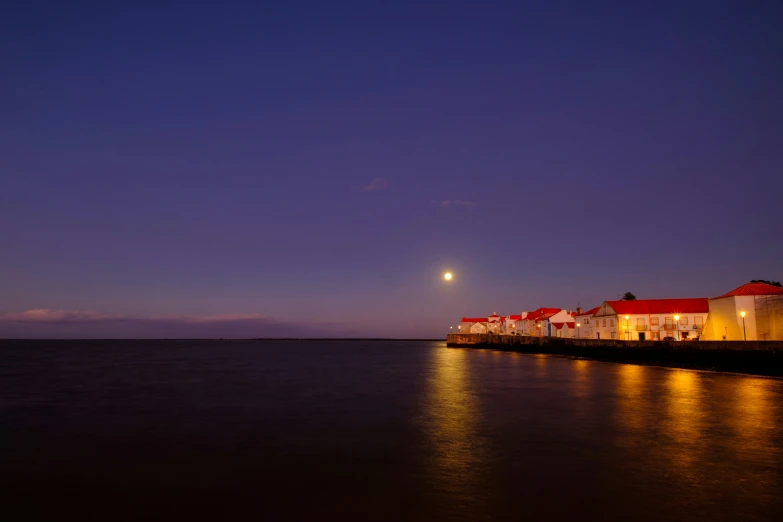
top-left (635, 325), bottom-right (647, 331)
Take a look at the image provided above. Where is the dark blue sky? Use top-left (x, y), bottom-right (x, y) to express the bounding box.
top-left (1, 1), bottom-right (781, 338)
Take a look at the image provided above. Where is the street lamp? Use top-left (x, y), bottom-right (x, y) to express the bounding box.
top-left (625, 315), bottom-right (630, 340)
top-left (536, 323), bottom-right (541, 337)
top-left (576, 323), bottom-right (581, 338)
top-left (740, 311), bottom-right (747, 341)
top-left (674, 315), bottom-right (680, 341)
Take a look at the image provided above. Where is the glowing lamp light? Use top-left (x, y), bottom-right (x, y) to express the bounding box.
top-left (674, 315), bottom-right (680, 321)
top-left (443, 272), bottom-right (453, 281)
top-left (740, 311), bottom-right (746, 318)
top-left (577, 323), bottom-right (581, 327)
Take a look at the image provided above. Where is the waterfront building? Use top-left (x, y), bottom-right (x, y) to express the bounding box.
top-left (520, 308), bottom-right (562, 336)
top-left (542, 309), bottom-right (577, 337)
top-left (592, 298), bottom-right (709, 341)
top-left (487, 312), bottom-right (504, 334)
top-left (702, 281), bottom-right (783, 341)
top-left (459, 313), bottom-right (504, 334)
top-left (574, 306), bottom-right (600, 338)
top-left (551, 320), bottom-right (576, 338)
top-left (459, 317), bottom-right (486, 333)
top-left (503, 314), bottom-right (525, 335)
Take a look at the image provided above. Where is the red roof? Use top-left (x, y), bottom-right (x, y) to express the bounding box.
top-left (525, 307), bottom-right (561, 321)
top-left (576, 306), bottom-right (600, 317)
top-left (604, 299), bottom-right (708, 315)
top-left (509, 314), bottom-right (522, 321)
top-left (714, 282), bottom-right (783, 299)
top-left (461, 316), bottom-right (505, 323)
top-left (552, 321), bottom-right (577, 330)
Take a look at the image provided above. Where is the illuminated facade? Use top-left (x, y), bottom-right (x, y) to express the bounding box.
top-left (592, 299), bottom-right (709, 341)
top-left (702, 282), bottom-right (783, 341)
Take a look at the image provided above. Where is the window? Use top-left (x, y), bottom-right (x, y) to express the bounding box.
top-left (603, 319), bottom-right (606, 327)
top-left (637, 318), bottom-right (645, 329)
top-left (694, 316), bottom-right (703, 326)
top-left (652, 332), bottom-right (660, 340)
top-left (680, 317), bottom-right (688, 326)
top-left (610, 319), bottom-right (614, 327)
top-left (611, 332), bottom-right (616, 339)
top-left (585, 319), bottom-right (589, 324)
top-left (664, 317), bottom-right (673, 329)
top-left (651, 317), bottom-right (659, 326)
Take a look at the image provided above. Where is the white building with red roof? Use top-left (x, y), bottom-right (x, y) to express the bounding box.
top-left (459, 313), bottom-right (505, 334)
top-left (574, 306), bottom-right (600, 338)
top-left (702, 281), bottom-right (783, 341)
top-left (503, 314), bottom-right (525, 335)
top-left (518, 308), bottom-right (575, 337)
top-left (592, 298), bottom-right (709, 341)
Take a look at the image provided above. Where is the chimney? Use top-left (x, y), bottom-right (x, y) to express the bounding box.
top-left (576, 306), bottom-right (583, 315)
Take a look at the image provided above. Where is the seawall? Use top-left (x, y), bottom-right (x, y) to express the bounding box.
top-left (446, 334), bottom-right (783, 377)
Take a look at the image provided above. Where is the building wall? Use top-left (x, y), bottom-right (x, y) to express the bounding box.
top-left (575, 314), bottom-right (595, 338)
top-left (755, 295), bottom-right (783, 340)
top-left (553, 323), bottom-right (575, 338)
top-left (502, 317), bottom-right (523, 335)
top-left (593, 312), bottom-right (708, 341)
top-left (703, 296), bottom-right (758, 340)
top-left (468, 322), bottom-right (486, 334)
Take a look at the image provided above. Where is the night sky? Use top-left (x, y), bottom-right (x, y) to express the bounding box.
top-left (1, 1), bottom-right (781, 338)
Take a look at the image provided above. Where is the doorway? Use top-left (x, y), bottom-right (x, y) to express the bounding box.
top-left (638, 332), bottom-right (645, 341)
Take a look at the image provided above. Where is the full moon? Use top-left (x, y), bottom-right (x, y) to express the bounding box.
top-left (444, 272), bottom-right (453, 281)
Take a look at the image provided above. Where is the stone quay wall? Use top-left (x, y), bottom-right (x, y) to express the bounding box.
top-left (445, 334), bottom-right (783, 376)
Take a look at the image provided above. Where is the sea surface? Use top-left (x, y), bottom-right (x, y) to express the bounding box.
top-left (1, 340), bottom-right (782, 521)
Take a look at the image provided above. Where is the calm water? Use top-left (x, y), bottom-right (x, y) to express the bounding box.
top-left (1, 340), bottom-right (782, 521)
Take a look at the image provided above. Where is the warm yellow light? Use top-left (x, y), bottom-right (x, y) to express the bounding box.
top-left (444, 272), bottom-right (453, 281)
top-left (740, 311), bottom-right (746, 318)
top-left (674, 315), bottom-right (680, 321)
top-left (625, 315), bottom-right (629, 320)
top-left (577, 323), bottom-right (581, 327)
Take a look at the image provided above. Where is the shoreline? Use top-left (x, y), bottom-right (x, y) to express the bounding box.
top-left (446, 333), bottom-right (783, 377)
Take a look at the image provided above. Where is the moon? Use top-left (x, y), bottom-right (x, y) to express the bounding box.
top-left (444, 272), bottom-right (453, 281)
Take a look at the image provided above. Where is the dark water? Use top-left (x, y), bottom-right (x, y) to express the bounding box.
top-left (2, 340), bottom-right (782, 521)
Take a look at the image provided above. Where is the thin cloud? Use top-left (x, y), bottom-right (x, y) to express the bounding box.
top-left (433, 199), bottom-right (476, 208)
top-left (0, 309), bottom-right (347, 339)
top-left (0, 309), bottom-right (116, 323)
top-left (362, 177), bottom-right (390, 191)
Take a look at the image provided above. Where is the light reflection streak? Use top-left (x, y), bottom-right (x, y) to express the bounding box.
top-left (423, 348), bottom-right (488, 514)
top-left (662, 370), bottom-right (704, 471)
top-left (571, 359), bottom-right (591, 399)
top-left (616, 364), bottom-right (647, 432)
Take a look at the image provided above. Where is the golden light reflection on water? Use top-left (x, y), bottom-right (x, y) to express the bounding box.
top-left (663, 370), bottom-right (704, 470)
top-left (616, 364), bottom-right (647, 432)
top-left (534, 354), bottom-right (548, 378)
top-left (571, 359), bottom-right (591, 399)
top-left (729, 378), bottom-right (779, 459)
top-left (424, 348), bottom-right (486, 512)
